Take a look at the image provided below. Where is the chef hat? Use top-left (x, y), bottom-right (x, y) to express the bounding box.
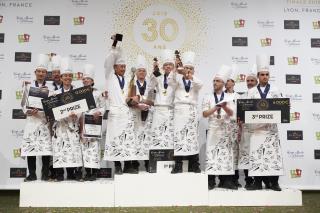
top-left (36, 54), bottom-right (49, 70)
top-left (161, 49), bottom-right (175, 64)
top-left (246, 64), bottom-right (258, 79)
top-left (214, 65), bottom-right (232, 83)
top-left (51, 55), bottom-right (62, 70)
top-left (60, 57), bottom-right (73, 75)
top-left (115, 47), bottom-right (126, 65)
top-left (256, 54), bottom-right (270, 72)
top-left (83, 64), bottom-right (95, 80)
top-left (228, 64), bottom-right (238, 82)
top-left (182, 51), bottom-right (196, 67)
top-left (136, 55), bottom-right (147, 70)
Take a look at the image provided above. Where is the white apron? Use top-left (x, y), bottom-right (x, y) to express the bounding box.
top-left (173, 104), bottom-right (199, 156)
top-left (238, 124), bottom-right (251, 169)
top-left (202, 93), bottom-right (235, 175)
top-left (81, 89), bottom-right (105, 168)
top-left (103, 105), bottom-right (136, 161)
top-left (149, 106), bottom-right (174, 149)
top-left (247, 85), bottom-right (284, 176)
top-left (21, 81), bottom-right (52, 156)
top-left (52, 87), bottom-right (82, 168)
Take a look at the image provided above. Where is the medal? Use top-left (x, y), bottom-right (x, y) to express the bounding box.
top-left (217, 114), bottom-right (221, 119)
top-left (163, 90), bottom-right (167, 96)
top-left (116, 74), bottom-right (125, 94)
top-left (257, 83), bottom-right (270, 99)
top-left (122, 90), bottom-right (124, 95)
top-left (214, 91), bottom-right (224, 120)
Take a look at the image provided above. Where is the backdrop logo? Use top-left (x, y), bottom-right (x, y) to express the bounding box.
top-left (284, 20), bottom-right (300, 29)
top-left (314, 75), bottom-right (320, 84)
top-left (10, 168), bottom-right (27, 178)
top-left (311, 38), bottom-right (320, 48)
top-left (230, 2), bottom-right (248, 9)
top-left (44, 16), bottom-right (60, 25)
top-left (14, 52), bottom-right (31, 62)
top-left (290, 169), bottom-right (302, 178)
top-left (231, 56), bottom-right (248, 64)
top-left (234, 19), bottom-right (245, 28)
top-left (286, 74), bottom-right (301, 84)
top-left (16, 90), bottom-right (23, 100)
top-left (257, 20), bottom-right (275, 28)
top-left (236, 74), bottom-right (246, 83)
top-left (73, 16), bottom-right (85, 25)
top-left (313, 20), bottom-right (320, 29)
top-left (72, 72), bottom-right (83, 81)
top-left (287, 130), bottom-right (303, 140)
top-left (316, 132), bottom-right (320, 140)
top-left (284, 38), bottom-right (301, 47)
top-left (315, 150), bottom-right (320, 159)
top-left (232, 37), bottom-right (248, 46)
top-left (313, 93), bottom-right (320, 103)
top-left (12, 109), bottom-right (26, 119)
top-left (313, 113), bottom-right (320, 121)
top-left (290, 112), bottom-right (300, 121)
top-left (284, 93), bottom-right (302, 101)
top-left (71, 0), bottom-right (89, 7)
top-left (13, 149), bottom-right (21, 158)
top-left (0, 53), bottom-right (4, 61)
top-left (71, 34), bottom-right (87, 44)
top-left (13, 72), bottom-right (31, 80)
top-left (287, 56), bottom-right (298, 65)
top-left (287, 150), bottom-right (304, 159)
top-left (310, 57), bottom-right (320, 65)
top-left (16, 16), bottom-right (33, 24)
top-left (260, 38), bottom-right (272, 47)
top-left (18, 34), bottom-right (30, 43)
top-left (11, 129), bottom-right (24, 138)
top-left (69, 54), bottom-right (87, 62)
top-left (315, 169), bottom-right (320, 177)
top-left (0, 15), bottom-right (3, 23)
top-left (0, 1), bottom-right (32, 8)
top-left (43, 35), bottom-right (60, 43)
top-left (0, 33), bottom-right (4, 43)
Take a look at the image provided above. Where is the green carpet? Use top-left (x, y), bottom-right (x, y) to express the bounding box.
top-left (0, 190), bottom-right (319, 213)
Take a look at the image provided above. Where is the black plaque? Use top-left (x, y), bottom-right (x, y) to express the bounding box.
top-left (149, 149), bottom-right (174, 173)
top-left (41, 86), bottom-right (96, 122)
top-left (237, 98), bottom-right (290, 123)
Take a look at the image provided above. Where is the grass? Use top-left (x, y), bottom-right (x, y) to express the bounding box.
top-left (0, 190), bottom-right (319, 213)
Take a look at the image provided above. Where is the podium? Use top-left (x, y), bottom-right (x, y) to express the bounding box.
top-left (19, 172), bottom-right (302, 207)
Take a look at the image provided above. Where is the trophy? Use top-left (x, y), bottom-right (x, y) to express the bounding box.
top-left (153, 57), bottom-right (161, 77)
top-left (111, 33), bottom-right (123, 47)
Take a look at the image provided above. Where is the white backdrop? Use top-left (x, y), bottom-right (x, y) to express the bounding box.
top-left (1, 0), bottom-right (320, 189)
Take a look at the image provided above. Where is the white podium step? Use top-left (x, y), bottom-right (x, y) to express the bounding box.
top-left (19, 180), bottom-right (115, 207)
top-left (114, 172), bottom-right (208, 207)
top-left (208, 188), bottom-right (302, 206)
top-left (19, 173), bottom-right (303, 207)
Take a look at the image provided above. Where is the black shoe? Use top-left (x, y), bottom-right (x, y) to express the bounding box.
top-left (115, 165), bottom-right (123, 175)
top-left (89, 173), bottom-right (97, 181)
top-left (24, 174), bottom-right (37, 182)
top-left (55, 175), bottom-right (64, 182)
top-left (75, 174), bottom-right (83, 182)
top-left (245, 181), bottom-right (253, 189)
top-left (171, 162), bottom-right (183, 174)
top-left (246, 181), bottom-right (263, 190)
top-left (265, 181), bottom-right (271, 189)
top-left (124, 167), bottom-right (139, 174)
top-left (234, 180), bottom-right (242, 188)
top-left (84, 174), bottom-right (91, 181)
top-left (222, 180), bottom-right (238, 190)
top-left (270, 183), bottom-right (282, 191)
top-left (41, 174), bottom-right (50, 181)
top-left (208, 181), bottom-right (216, 190)
top-left (189, 164), bottom-right (201, 173)
top-left (217, 181), bottom-right (224, 188)
top-left (67, 174), bottom-right (76, 180)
